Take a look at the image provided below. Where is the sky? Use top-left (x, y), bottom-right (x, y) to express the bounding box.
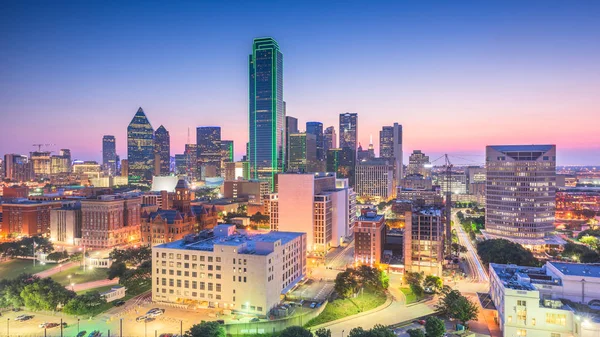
top-left (1, 1), bottom-right (599, 165)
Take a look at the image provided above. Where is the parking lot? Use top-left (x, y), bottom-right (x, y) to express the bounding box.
top-left (287, 278), bottom-right (334, 302)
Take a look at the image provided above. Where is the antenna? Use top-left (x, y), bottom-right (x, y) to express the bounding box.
top-left (187, 127), bottom-right (190, 144)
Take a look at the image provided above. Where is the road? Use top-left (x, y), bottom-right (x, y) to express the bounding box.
top-left (452, 210), bottom-right (488, 283)
top-left (325, 240), bottom-right (354, 270)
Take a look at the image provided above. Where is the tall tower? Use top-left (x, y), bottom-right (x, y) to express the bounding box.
top-left (324, 126), bottom-right (337, 154)
top-left (339, 113), bottom-right (358, 155)
top-left (380, 123), bottom-right (403, 182)
top-left (196, 127), bottom-right (221, 179)
top-left (127, 107), bottom-right (154, 185)
top-left (306, 121), bottom-right (324, 161)
top-left (102, 135), bottom-right (117, 176)
top-left (154, 125), bottom-right (171, 176)
top-left (249, 37), bottom-right (284, 191)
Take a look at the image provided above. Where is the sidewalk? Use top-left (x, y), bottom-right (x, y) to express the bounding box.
top-left (34, 261), bottom-right (78, 278)
top-left (311, 294), bottom-right (394, 330)
top-left (70, 278), bottom-right (119, 292)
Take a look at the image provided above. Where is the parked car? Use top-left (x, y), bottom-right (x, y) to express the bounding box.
top-left (250, 318), bottom-right (260, 322)
top-left (15, 315), bottom-right (33, 321)
top-left (414, 319), bottom-right (426, 325)
top-left (114, 300), bottom-right (126, 307)
top-left (136, 316), bottom-right (148, 323)
top-left (309, 302), bottom-right (317, 309)
top-left (216, 320), bottom-right (225, 324)
top-left (147, 309), bottom-right (165, 317)
top-left (88, 330), bottom-right (100, 337)
top-left (159, 334), bottom-right (174, 337)
top-left (39, 322), bottom-right (59, 329)
top-left (76, 330), bottom-right (87, 337)
top-left (12, 308), bottom-right (22, 312)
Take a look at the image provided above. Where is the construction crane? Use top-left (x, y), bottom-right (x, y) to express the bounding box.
top-left (32, 143), bottom-right (55, 152)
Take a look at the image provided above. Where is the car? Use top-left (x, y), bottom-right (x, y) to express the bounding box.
top-left (216, 320), bottom-right (225, 325)
top-left (15, 315), bottom-right (29, 321)
top-left (146, 308), bottom-right (163, 314)
top-left (136, 316), bottom-right (148, 322)
top-left (88, 331), bottom-right (99, 337)
top-left (40, 322), bottom-right (59, 329)
top-left (147, 309), bottom-right (165, 317)
top-left (159, 334), bottom-right (174, 337)
top-left (309, 302), bottom-right (317, 309)
top-left (414, 319), bottom-right (426, 325)
top-left (77, 331), bottom-right (87, 337)
top-left (250, 318), bottom-right (260, 322)
top-left (114, 300), bottom-right (126, 307)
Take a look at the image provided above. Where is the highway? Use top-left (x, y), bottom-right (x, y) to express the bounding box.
top-left (452, 210), bottom-right (489, 283)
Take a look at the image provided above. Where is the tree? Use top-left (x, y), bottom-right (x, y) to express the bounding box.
top-left (406, 329), bottom-right (425, 337)
top-left (250, 212), bottom-right (270, 225)
top-left (403, 271), bottom-right (423, 287)
top-left (0, 274), bottom-right (37, 308)
top-left (348, 324), bottom-right (395, 337)
top-left (46, 251), bottom-right (69, 262)
top-left (476, 239), bottom-right (539, 266)
top-left (580, 235), bottom-right (599, 251)
top-left (109, 246), bottom-right (151, 267)
top-left (423, 275), bottom-right (443, 294)
top-left (279, 326), bottom-right (313, 337)
top-left (63, 291), bottom-right (107, 315)
top-left (334, 269), bottom-right (359, 298)
top-left (20, 278), bottom-right (75, 311)
top-left (314, 328), bottom-right (332, 337)
top-left (184, 321), bottom-right (225, 337)
top-left (436, 288), bottom-right (478, 328)
top-left (562, 242), bottom-right (600, 263)
top-left (424, 317), bottom-right (446, 337)
top-left (107, 261), bottom-right (127, 280)
top-left (451, 243), bottom-right (467, 255)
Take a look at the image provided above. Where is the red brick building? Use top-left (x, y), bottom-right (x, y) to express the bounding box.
top-left (354, 208), bottom-right (386, 266)
top-left (140, 209), bottom-right (195, 245)
top-left (80, 195), bottom-right (141, 248)
top-left (0, 201), bottom-right (61, 237)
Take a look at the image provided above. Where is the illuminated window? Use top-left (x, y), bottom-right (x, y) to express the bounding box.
top-left (516, 329), bottom-right (527, 336)
top-left (546, 313), bottom-right (567, 326)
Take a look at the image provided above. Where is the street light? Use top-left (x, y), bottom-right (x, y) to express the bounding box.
top-left (6, 318), bottom-right (9, 337)
top-left (77, 318), bottom-right (80, 335)
top-left (342, 329), bottom-right (345, 337)
top-left (71, 283), bottom-right (75, 291)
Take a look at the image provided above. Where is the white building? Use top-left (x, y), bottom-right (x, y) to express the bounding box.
top-left (152, 225), bottom-right (306, 316)
top-left (355, 158), bottom-right (395, 201)
top-left (489, 262), bottom-right (600, 337)
top-left (50, 201), bottom-right (82, 246)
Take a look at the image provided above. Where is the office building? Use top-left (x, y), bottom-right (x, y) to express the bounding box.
top-left (102, 135), bottom-right (117, 175)
top-left (224, 161), bottom-right (249, 181)
top-left (196, 127), bottom-right (222, 179)
top-left (120, 159), bottom-right (128, 178)
top-left (73, 161), bottom-right (101, 180)
top-left (285, 116), bottom-right (298, 169)
top-left (380, 123), bottom-right (403, 181)
top-left (223, 180), bottom-right (270, 203)
top-left (339, 113), bottom-right (358, 153)
top-left (81, 195), bottom-right (142, 248)
top-left (287, 133), bottom-right (317, 173)
top-left (323, 126), bottom-right (337, 155)
top-left (354, 208), bottom-right (386, 266)
top-left (355, 158), bottom-right (394, 200)
top-left (141, 209), bottom-right (195, 246)
top-left (406, 150), bottom-right (431, 178)
top-left (249, 37), bottom-right (285, 191)
top-left (399, 175), bottom-right (433, 190)
top-left (50, 151), bottom-right (71, 175)
top-left (175, 154), bottom-right (187, 175)
top-left (357, 143), bottom-right (373, 162)
top-left (404, 206), bottom-right (444, 276)
top-left (306, 122), bottom-right (325, 161)
top-left (30, 151), bottom-right (52, 178)
top-left (397, 188), bottom-right (443, 207)
top-left (154, 125), bottom-right (171, 176)
top-left (489, 262), bottom-right (600, 337)
top-left (438, 171), bottom-right (467, 195)
top-left (1, 200), bottom-right (61, 237)
top-left (3, 154), bottom-right (30, 182)
top-left (484, 145), bottom-right (558, 246)
top-left (326, 148), bottom-right (356, 187)
top-left (221, 140), bottom-right (234, 169)
top-left (152, 225), bottom-right (306, 315)
top-left (184, 144), bottom-right (198, 180)
top-left (127, 107), bottom-right (155, 186)
top-left (50, 201), bottom-right (82, 245)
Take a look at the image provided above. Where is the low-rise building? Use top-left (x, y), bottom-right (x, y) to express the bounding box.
top-left (354, 208), bottom-right (386, 265)
top-left (80, 194), bottom-right (141, 248)
top-left (1, 200), bottom-right (61, 237)
top-left (404, 206), bottom-right (444, 276)
top-left (50, 201), bottom-right (82, 245)
top-left (141, 209), bottom-right (195, 246)
top-left (152, 225), bottom-right (306, 316)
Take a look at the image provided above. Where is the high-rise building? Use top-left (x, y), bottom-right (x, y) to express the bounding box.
top-left (339, 113), bottom-right (358, 154)
top-left (3, 154), bottom-right (30, 182)
top-left (355, 158), bottom-right (395, 200)
top-left (404, 206), bottom-right (444, 276)
top-left (120, 159), bottom-right (128, 178)
top-left (50, 150), bottom-right (71, 176)
top-left (324, 126), bottom-right (337, 155)
top-left (354, 208), bottom-right (386, 266)
top-left (406, 150), bottom-right (430, 177)
top-left (285, 116), bottom-right (299, 169)
top-left (175, 154), bottom-right (187, 175)
top-left (127, 107), bottom-right (155, 186)
top-left (102, 135), bottom-right (117, 175)
top-left (306, 122), bottom-right (324, 161)
top-left (196, 127), bottom-right (221, 179)
top-left (484, 145), bottom-right (557, 246)
top-left (287, 133), bottom-right (317, 173)
top-left (224, 162), bottom-right (249, 181)
top-left (154, 125), bottom-right (170, 176)
top-left (220, 140), bottom-right (234, 169)
top-left (184, 144), bottom-right (198, 180)
top-left (30, 151), bottom-right (52, 178)
top-left (326, 148), bottom-right (356, 186)
top-left (249, 37), bottom-right (285, 191)
top-left (379, 123), bottom-right (403, 181)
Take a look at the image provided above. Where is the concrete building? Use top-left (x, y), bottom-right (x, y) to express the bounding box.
top-left (50, 201), bottom-right (82, 245)
top-left (102, 135), bottom-right (117, 175)
top-left (287, 133), bottom-right (317, 173)
top-left (484, 145), bottom-right (558, 247)
top-left (379, 123), bottom-right (403, 182)
top-left (73, 161), bottom-right (101, 180)
top-left (197, 127), bottom-right (222, 179)
top-left (80, 195), bottom-right (142, 248)
top-left (355, 158), bottom-right (395, 200)
top-left (323, 126), bottom-right (337, 155)
top-left (489, 262), bottom-right (600, 337)
top-left (339, 113), bottom-right (358, 154)
top-left (152, 225), bottom-right (306, 315)
top-left (154, 125), bottom-right (171, 176)
top-left (3, 154), bottom-right (31, 182)
top-left (404, 206), bottom-right (444, 276)
top-left (1, 200), bottom-right (61, 237)
top-left (326, 147), bottom-right (356, 187)
top-left (354, 208), bottom-right (386, 266)
top-left (400, 175), bottom-right (433, 190)
top-left (397, 188), bottom-right (443, 206)
top-left (141, 209), bottom-right (195, 246)
top-left (30, 151), bottom-right (52, 179)
top-left (224, 161), bottom-right (249, 181)
top-left (406, 150), bottom-right (431, 178)
top-left (437, 171), bottom-right (467, 195)
top-left (223, 180), bottom-right (270, 203)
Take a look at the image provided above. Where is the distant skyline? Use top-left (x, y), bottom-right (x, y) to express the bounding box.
top-left (1, 1), bottom-right (599, 165)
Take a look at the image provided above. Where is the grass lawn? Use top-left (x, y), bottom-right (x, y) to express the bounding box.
top-left (306, 290), bottom-right (387, 327)
top-left (50, 265), bottom-right (108, 286)
top-left (76, 285), bottom-right (116, 295)
top-left (0, 259), bottom-right (54, 279)
top-left (400, 287), bottom-right (418, 304)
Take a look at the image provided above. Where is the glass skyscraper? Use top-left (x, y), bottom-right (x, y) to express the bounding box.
top-left (249, 37), bottom-right (284, 191)
top-left (127, 107), bottom-right (155, 185)
top-left (306, 121), bottom-right (324, 161)
top-left (102, 135), bottom-right (117, 175)
top-left (197, 126), bottom-right (221, 179)
top-left (154, 125), bottom-right (171, 176)
top-left (339, 113), bottom-right (358, 154)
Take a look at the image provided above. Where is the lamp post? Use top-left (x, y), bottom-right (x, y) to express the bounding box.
top-left (6, 318), bottom-right (9, 337)
top-left (71, 283), bottom-right (75, 291)
top-left (342, 329), bottom-right (345, 337)
top-left (77, 318), bottom-right (80, 335)
top-left (145, 319), bottom-right (147, 337)
top-left (180, 320), bottom-right (183, 336)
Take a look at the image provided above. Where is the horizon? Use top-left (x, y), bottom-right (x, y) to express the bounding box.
top-left (1, 1), bottom-right (599, 165)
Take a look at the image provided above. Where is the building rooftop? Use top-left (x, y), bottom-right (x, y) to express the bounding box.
top-left (155, 228), bottom-right (304, 256)
top-left (491, 263), bottom-right (562, 290)
top-left (415, 206), bottom-right (443, 217)
top-left (488, 144), bottom-right (555, 152)
top-left (549, 262), bottom-right (600, 277)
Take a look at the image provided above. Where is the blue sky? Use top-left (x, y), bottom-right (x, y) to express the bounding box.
top-left (1, 1), bottom-right (599, 165)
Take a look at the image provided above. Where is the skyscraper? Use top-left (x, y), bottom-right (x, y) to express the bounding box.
top-left (249, 37), bottom-right (285, 191)
top-left (3, 154), bottom-right (30, 182)
top-left (285, 116), bottom-right (298, 169)
top-left (102, 135), bottom-right (117, 175)
top-left (221, 140), bottom-right (234, 168)
top-left (379, 123), bottom-right (403, 181)
top-left (484, 145), bottom-right (557, 246)
top-left (154, 125), bottom-right (170, 176)
top-left (196, 127), bottom-right (221, 179)
top-left (324, 126), bottom-right (337, 154)
top-left (406, 150), bottom-right (431, 177)
top-left (327, 148), bottom-right (356, 187)
top-left (339, 113), bottom-right (358, 154)
top-left (184, 144), bottom-right (198, 180)
top-left (127, 107), bottom-right (155, 185)
top-left (306, 122), bottom-right (324, 161)
top-left (288, 133), bottom-right (317, 173)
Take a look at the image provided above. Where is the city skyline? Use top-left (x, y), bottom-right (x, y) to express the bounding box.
top-left (1, 1), bottom-right (600, 165)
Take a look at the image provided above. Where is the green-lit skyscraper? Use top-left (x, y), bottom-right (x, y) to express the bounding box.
top-left (127, 107), bottom-right (155, 186)
top-left (249, 37), bottom-right (284, 191)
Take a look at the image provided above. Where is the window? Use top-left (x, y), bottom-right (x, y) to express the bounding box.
top-left (517, 310), bottom-right (527, 322)
top-left (516, 329), bottom-right (526, 336)
top-left (192, 255), bottom-right (197, 261)
top-left (550, 333), bottom-right (560, 337)
top-left (517, 300), bottom-right (527, 306)
top-left (208, 257), bottom-right (213, 262)
top-left (192, 281), bottom-right (197, 289)
top-left (546, 313), bottom-right (567, 326)
top-left (176, 254), bottom-right (181, 260)
top-left (216, 284), bottom-right (221, 292)
top-left (184, 254), bottom-right (189, 260)
top-left (192, 272), bottom-right (197, 277)
top-left (200, 256), bottom-right (205, 262)
top-left (216, 257), bottom-right (221, 262)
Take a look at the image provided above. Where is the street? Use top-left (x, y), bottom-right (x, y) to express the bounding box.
top-left (452, 210), bottom-right (488, 283)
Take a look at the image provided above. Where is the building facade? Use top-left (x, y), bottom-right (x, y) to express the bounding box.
top-left (197, 127), bottom-right (222, 179)
top-left (3, 154), bottom-right (30, 182)
top-left (249, 37), bottom-right (285, 191)
top-left (80, 195), bottom-right (142, 248)
top-left (354, 208), bottom-right (386, 266)
top-left (406, 150), bottom-right (431, 178)
top-left (1, 201), bottom-right (61, 237)
top-left (141, 209), bottom-right (195, 246)
top-left (127, 107), bottom-right (155, 186)
top-left (404, 207), bottom-right (444, 276)
top-left (154, 125), bottom-right (171, 176)
top-left (339, 113), bottom-right (358, 154)
top-left (323, 126), bottom-right (337, 155)
top-left (326, 148), bottom-right (356, 187)
top-left (355, 158), bottom-right (395, 200)
top-left (287, 133), bottom-right (317, 173)
top-left (306, 121), bottom-right (325, 161)
top-left (50, 201), bottom-right (82, 245)
top-left (379, 123), bottom-right (403, 182)
top-left (102, 135), bottom-right (117, 175)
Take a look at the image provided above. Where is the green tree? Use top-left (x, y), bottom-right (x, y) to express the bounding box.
top-left (403, 271), bottom-right (423, 287)
top-left (250, 212), bottom-right (270, 225)
top-left (423, 275), bottom-right (443, 293)
top-left (436, 288), bottom-right (478, 328)
top-left (0, 274), bottom-right (37, 308)
top-left (314, 328), bottom-right (332, 337)
top-left (63, 291), bottom-right (107, 315)
top-left (46, 251), bottom-right (68, 262)
top-left (406, 329), bottom-right (425, 337)
top-left (107, 261), bottom-right (127, 280)
top-left (451, 243), bottom-right (467, 255)
top-left (334, 269), bottom-right (358, 298)
top-left (424, 317), bottom-right (446, 337)
top-left (379, 270), bottom-right (390, 290)
top-left (579, 236), bottom-right (599, 251)
top-left (279, 326), bottom-right (313, 337)
top-left (562, 242), bottom-right (600, 263)
top-left (476, 239), bottom-right (539, 266)
top-left (184, 321), bottom-right (225, 337)
top-left (20, 278), bottom-right (75, 311)
top-left (348, 324), bottom-right (395, 337)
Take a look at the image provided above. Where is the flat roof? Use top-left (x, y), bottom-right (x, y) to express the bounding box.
top-left (488, 145), bottom-right (554, 152)
top-left (549, 262), bottom-right (600, 278)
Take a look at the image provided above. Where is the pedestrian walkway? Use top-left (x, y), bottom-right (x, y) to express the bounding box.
top-left (34, 261), bottom-right (78, 278)
top-left (311, 295), bottom-right (394, 330)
